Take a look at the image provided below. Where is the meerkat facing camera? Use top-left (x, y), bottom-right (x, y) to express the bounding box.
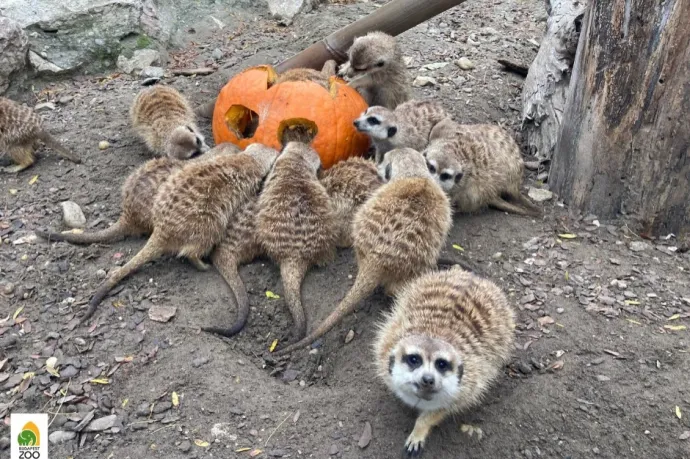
top-left (0, 97), bottom-right (81, 173)
top-left (339, 31), bottom-right (410, 109)
top-left (130, 85), bottom-right (210, 159)
top-left (423, 118), bottom-right (541, 216)
top-left (374, 267), bottom-right (515, 457)
top-left (353, 99), bottom-right (449, 163)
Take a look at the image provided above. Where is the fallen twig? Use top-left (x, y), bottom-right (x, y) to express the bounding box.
top-left (497, 58), bottom-right (529, 77)
top-left (171, 67), bottom-right (216, 76)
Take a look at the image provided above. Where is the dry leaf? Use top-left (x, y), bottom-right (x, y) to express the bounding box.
top-left (664, 325), bottom-right (687, 331)
top-left (249, 449), bottom-right (263, 457)
top-left (235, 447), bottom-right (251, 452)
top-left (194, 439), bottom-right (209, 447)
top-left (564, 271), bottom-right (569, 281)
top-left (293, 411), bottom-right (300, 423)
top-left (538, 316), bottom-right (555, 327)
top-left (667, 314), bottom-right (680, 321)
top-left (452, 244), bottom-right (465, 251)
top-left (28, 175), bottom-right (39, 185)
top-left (269, 339), bottom-right (278, 353)
top-left (90, 378), bottom-right (110, 384)
top-left (9, 189), bottom-right (18, 195)
top-left (45, 357), bottom-right (60, 377)
top-left (12, 306), bottom-right (24, 321)
top-left (626, 319), bottom-right (641, 325)
top-left (676, 406), bottom-right (682, 419)
top-left (625, 300), bottom-right (640, 305)
top-left (0, 358), bottom-right (7, 371)
top-left (265, 291), bottom-right (280, 299)
top-left (547, 360), bottom-right (564, 371)
top-left (172, 391), bottom-right (179, 407)
top-left (122, 399), bottom-right (129, 408)
top-left (558, 233), bottom-right (577, 239)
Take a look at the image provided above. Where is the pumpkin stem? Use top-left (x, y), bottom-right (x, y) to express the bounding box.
top-left (278, 118), bottom-right (319, 146)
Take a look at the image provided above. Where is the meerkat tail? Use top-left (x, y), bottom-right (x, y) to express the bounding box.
top-left (81, 238), bottom-right (165, 323)
top-left (489, 197), bottom-right (540, 217)
top-left (202, 263), bottom-right (251, 338)
top-left (35, 220), bottom-right (131, 245)
top-left (280, 259), bottom-right (310, 343)
top-left (38, 131), bottom-right (81, 164)
top-left (273, 269), bottom-right (380, 356)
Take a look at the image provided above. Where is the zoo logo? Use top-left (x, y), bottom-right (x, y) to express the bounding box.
top-left (17, 421), bottom-right (41, 447)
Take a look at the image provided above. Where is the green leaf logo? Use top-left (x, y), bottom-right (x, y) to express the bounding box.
top-left (17, 421), bottom-right (40, 446)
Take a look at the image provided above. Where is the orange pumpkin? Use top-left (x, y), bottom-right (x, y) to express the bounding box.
top-left (212, 65), bottom-right (370, 169)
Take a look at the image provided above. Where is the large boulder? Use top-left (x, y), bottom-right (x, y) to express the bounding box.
top-left (0, 17), bottom-right (29, 94)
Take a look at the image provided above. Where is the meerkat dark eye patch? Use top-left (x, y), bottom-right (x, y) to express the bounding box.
top-left (455, 172), bottom-right (464, 183)
top-left (439, 172), bottom-right (452, 181)
top-left (195, 137), bottom-right (202, 147)
top-left (434, 358), bottom-right (452, 373)
top-left (403, 353), bottom-right (423, 369)
top-left (376, 61), bottom-right (385, 67)
top-left (387, 126), bottom-right (397, 138)
top-left (367, 116), bottom-right (380, 125)
top-left (186, 126), bottom-right (194, 133)
top-left (384, 163), bottom-right (392, 181)
top-left (427, 162), bottom-right (437, 174)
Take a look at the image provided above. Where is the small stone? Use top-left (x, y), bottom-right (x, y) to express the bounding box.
top-left (152, 401), bottom-right (172, 414)
top-left (536, 171), bottom-right (549, 182)
top-left (117, 49), bottom-right (160, 74)
top-left (140, 66), bottom-right (165, 78)
top-left (84, 414), bottom-right (118, 432)
top-left (528, 187), bottom-right (553, 202)
top-left (679, 431), bottom-right (690, 440)
top-left (0, 437), bottom-right (9, 450)
top-left (623, 291), bottom-right (637, 298)
top-left (517, 362), bottom-right (533, 374)
top-left (282, 369), bottom-right (299, 382)
top-left (58, 96), bottom-right (74, 105)
top-left (344, 329), bottom-right (355, 344)
top-left (2, 282), bottom-right (15, 295)
top-left (211, 48), bottom-right (223, 60)
top-left (60, 365), bottom-right (79, 380)
top-left (60, 201), bottom-right (86, 229)
top-left (98, 140), bottom-right (110, 150)
top-left (96, 269), bottom-right (107, 279)
top-left (524, 161), bottom-right (540, 171)
top-left (455, 57), bottom-right (475, 70)
top-left (136, 402), bottom-right (150, 417)
top-left (148, 305), bottom-right (177, 322)
top-left (192, 357), bottom-right (209, 368)
top-left (629, 241), bottom-right (649, 252)
top-left (609, 258), bottom-right (621, 265)
top-left (358, 421), bottom-right (372, 449)
top-left (591, 357), bottom-right (605, 365)
top-left (413, 76), bottom-right (437, 87)
top-left (598, 296), bottom-right (616, 305)
top-left (556, 307), bottom-right (565, 313)
top-left (596, 375), bottom-right (610, 382)
top-left (329, 444), bottom-right (339, 455)
top-left (268, 450), bottom-right (287, 457)
top-left (179, 440), bottom-right (192, 452)
top-left (49, 431), bottom-right (77, 444)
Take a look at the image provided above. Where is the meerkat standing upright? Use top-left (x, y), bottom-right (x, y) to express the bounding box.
top-left (423, 118), bottom-right (541, 216)
top-left (0, 97), bottom-right (81, 173)
top-left (318, 156), bottom-right (383, 248)
top-left (339, 31), bottom-right (410, 109)
top-left (374, 267), bottom-right (515, 456)
top-left (257, 142), bottom-right (337, 342)
top-left (130, 85), bottom-right (210, 159)
top-left (353, 99), bottom-right (449, 163)
top-left (273, 148), bottom-right (451, 356)
top-left (81, 143), bottom-right (279, 323)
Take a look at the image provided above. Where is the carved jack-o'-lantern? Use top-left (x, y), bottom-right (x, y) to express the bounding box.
top-left (211, 65), bottom-right (370, 169)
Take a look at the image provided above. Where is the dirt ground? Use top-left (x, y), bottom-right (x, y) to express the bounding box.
top-left (2, 1), bottom-right (690, 458)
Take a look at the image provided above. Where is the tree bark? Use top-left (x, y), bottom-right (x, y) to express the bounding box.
top-left (550, 0), bottom-right (690, 237)
top-left (521, 0), bottom-right (586, 161)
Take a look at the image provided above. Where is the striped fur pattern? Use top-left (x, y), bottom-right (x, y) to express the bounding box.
top-left (354, 99), bottom-right (449, 163)
top-left (273, 148), bottom-right (451, 356)
top-left (0, 96), bottom-right (80, 172)
top-left (318, 156), bottom-right (383, 248)
top-left (373, 267), bottom-right (515, 455)
top-left (81, 144), bottom-right (279, 323)
top-left (275, 60), bottom-right (338, 90)
top-left (257, 142), bottom-right (337, 341)
top-left (423, 118), bottom-right (541, 216)
top-left (340, 31), bottom-right (410, 109)
top-left (130, 85), bottom-right (209, 159)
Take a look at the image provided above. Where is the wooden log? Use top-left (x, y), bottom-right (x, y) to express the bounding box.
top-left (520, 0), bottom-right (586, 160)
top-left (550, 0), bottom-right (690, 236)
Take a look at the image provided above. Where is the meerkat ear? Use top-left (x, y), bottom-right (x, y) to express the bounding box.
top-left (387, 126), bottom-right (397, 138)
top-left (457, 362), bottom-right (464, 381)
top-left (388, 355), bottom-right (395, 374)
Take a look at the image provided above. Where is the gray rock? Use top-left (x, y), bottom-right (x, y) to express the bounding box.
top-left (60, 201), bottom-right (87, 229)
top-left (0, 437), bottom-right (9, 450)
top-left (0, 17), bottom-right (29, 94)
top-left (179, 440), bottom-right (192, 452)
top-left (140, 66), bottom-right (165, 78)
top-left (629, 241), bottom-right (650, 252)
top-left (211, 48), bottom-right (223, 60)
top-left (455, 57), bottom-right (475, 70)
top-left (117, 49), bottom-right (160, 74)
top-left (528, 187), bottom-right (553, 202)
top-left (413, 76), bottom-right (437, 87)
top-left (84, 414), bottom-right (118, 432)
top-left (49, 430), bottom-right (77, 444)
top-left (268, 0), bottom-right (317, 22)
top-left (28, 51), bottom-right (64, 74)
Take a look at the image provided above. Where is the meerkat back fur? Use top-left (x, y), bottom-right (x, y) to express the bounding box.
top-left (319, 156), bottom-right (383, 248)
top-left (82, 143), bottom-right (279, 323)
top-left (130, 85), bottom-right (210, 159)
top-left (340, 31), bottom-right (409, 109)
top-left (275, 60), bottom-right (338, 90)
top-left (353, 99), bottom-right (449, 163)
top-left (35, 143), bottom-right (241, 245)
top-left (374, 267), bottom-right (515, 456)
top-left (273, 148), bottom-right (451, 356)
top-left (257, 142), bottom-right (337, 342)
top-left (0, 97), bottom-right (80, 173)
top-left (423, 118), bottom-right (541, 216)
top-left (202, 195), bottom-right (263, 338)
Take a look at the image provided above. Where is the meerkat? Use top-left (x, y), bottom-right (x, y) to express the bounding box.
top-left (353, 99), bottom-right (449, 163)
top-left (35, 143), bottom-right (241, 245)
top-left (374, 267), bottom-right (515, 456)
top-left (318, 156), bottom-right (383, 248)
top-left (423, 118), bottom-right (541, 217)
top-left (0, 97), bottom-right (81, 173)
top-left (257, 141), bottom-right (338, 342)
top-left (81, 143), bottom-right (279, 323)
top-left (273, 148), bottom-right (451, 356)
top-left (274, 60), bottom-right (338, 89)
top-left (202, 195), bottom-right (263, 338)
top-left (339, 31), bottom-right (410, 109)
top-left (130, 85), bottom-right (210, 160)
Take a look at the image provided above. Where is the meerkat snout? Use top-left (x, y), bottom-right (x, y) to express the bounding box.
top-left (354, 108), bottom-right (398, 140)
top-left (168, 125), bottom-right (209, 159)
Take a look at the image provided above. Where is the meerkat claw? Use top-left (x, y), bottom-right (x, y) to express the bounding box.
top-left (403, 438), bottom-right (425, 457)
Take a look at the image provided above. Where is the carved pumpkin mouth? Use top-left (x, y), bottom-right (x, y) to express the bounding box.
top-left (224, 105), bottom-right (260, 139)
top-left (278, 118), bottom-right (319, 146)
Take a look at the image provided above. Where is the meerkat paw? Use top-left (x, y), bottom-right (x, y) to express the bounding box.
top-left (2, 163), bottom-right (31, 173)
top-left (189, 257), bottom-right (210, 271)
top-left (337, 61), bottom-right (351, 78)
top-left (403, 431), bottom-right (426, 457)
top-left (460, 424), bottom-right (484, 441)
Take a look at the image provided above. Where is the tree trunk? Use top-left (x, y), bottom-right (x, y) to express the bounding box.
top-left (521, 0), bottom-right (586, 161)
top-left (550, 0), bottom-right (690, 237)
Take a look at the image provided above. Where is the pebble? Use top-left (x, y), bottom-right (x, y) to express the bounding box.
top-left (2, 282), bottom-right (15, 295)
top-left (58, 95), bottom-right (74, 105)
top-left (153, 401), bottom-right (173, 414)
top-left (598, 296), bottom-right (616, 305)
top-left (192, 357), bottom-right (209, 368)
top-left (136, 402), bottom-right (150, 417)
top-left (0, 437), bottom-right (8, 450)
top-left (609, 258), bottom-right (621, 265)
top-left (212, 48), bottom-right (223, 60)
top-left (179, 440), bottom-right (192, 452)
top-left (596, 375), bottom-right (611, 382)
top-left (413, 76), bottom-right (437, 87)
top-left (96, 269), bottom-right (107, 279)
top-left (60, 365), bottom-right (79, 380)
top-left (140, 66), bottom-right (165, 78)
top-left (98, 140), bottom-right (110, 150)
top-left (517, 362), bottom-right (533, 374)
top-left (60, 201), bottom-right (86, 229)
top-left (679, 431), bottom-right (690, 440)
top-left (49, 431), bottom-right (77, 444)
top-left (591, 357), bottom-right (605, 365)
top-left (329, 444), bottom-right (339, 455)
top-left (536, 171), bottom-right (549, 182)
top-left (84, 414), bottom-right (118, 432)
top-left (455, 57), bottom-right (475, 70)
top-left (528, 187), bottom-right (553, 202)
top-left (344, 329), bottom-right (355, 344)
top-left (629, 241), bottom-right (649, 252)
top-left (623, 291), bottom-right (637, 298)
